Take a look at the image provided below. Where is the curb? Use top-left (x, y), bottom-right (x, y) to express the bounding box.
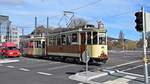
top-left (69, 70), bottom-right (116, 84)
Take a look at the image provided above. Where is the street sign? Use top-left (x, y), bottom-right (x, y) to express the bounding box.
top-left (145, 12), bottom-right (150, 32)
top-left (82, 55), bottom-right (90, 63)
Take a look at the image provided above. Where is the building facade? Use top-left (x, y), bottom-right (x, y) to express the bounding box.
top-left (9, 25), bottom-right (20, 47)
top-left (0, 15), bottom-right (20, 47)
top-left (0, 15), bottom-right (10, 43)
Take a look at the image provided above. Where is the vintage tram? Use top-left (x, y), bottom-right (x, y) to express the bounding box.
top-left (22, 24), bottom-right (108, 63)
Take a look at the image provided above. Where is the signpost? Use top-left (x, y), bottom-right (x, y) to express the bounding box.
top-left (82, 49), bottom-right (90, 73)
top-left (135, 7), bottom-right (150, 84)
top-left (142, 7), bottom-right (149, 84)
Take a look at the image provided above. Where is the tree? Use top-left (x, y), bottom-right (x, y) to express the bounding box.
top-left (68, 17), bottom-right (87, 28)
top-left (136, 38), bottom-right (143, 48)
top-left (118, 31), bottom-right (125, 49)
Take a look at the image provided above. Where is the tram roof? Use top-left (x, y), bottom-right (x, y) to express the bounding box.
top-left (48, 27), bottom-right (106, 36)
top-left (21, 37), bottom-right (45, 42)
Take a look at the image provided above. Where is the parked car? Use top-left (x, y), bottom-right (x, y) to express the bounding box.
top-left (2, 47), bottom-right (21, 57)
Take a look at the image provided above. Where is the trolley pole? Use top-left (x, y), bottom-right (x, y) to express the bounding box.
top-left (142, 6), bottom-right (149, 84)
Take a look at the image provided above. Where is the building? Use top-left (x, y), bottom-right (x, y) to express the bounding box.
top-left (9, 25), bottom-right (20, 47)
top-left (0, 15), bottom-right (20, 47)
top-left (0, 15), bottom-right (10, 43)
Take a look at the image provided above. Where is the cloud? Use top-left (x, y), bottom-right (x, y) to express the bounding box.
top-left (0, 0), bottom-right (25, 6)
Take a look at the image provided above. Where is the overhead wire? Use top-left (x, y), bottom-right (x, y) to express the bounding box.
top-left (69, 0), bottom-right (103, 11)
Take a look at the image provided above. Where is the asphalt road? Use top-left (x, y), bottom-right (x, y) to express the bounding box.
top-left (0, 51), bottom-right (147, 84)
top-left (0, 57), bottom-right (99, 84)
top-left (106, 51), bottom-right (150, 77)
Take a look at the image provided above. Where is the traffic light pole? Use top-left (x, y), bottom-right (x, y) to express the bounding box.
top-left (142, 6), bottom-right (149, 84)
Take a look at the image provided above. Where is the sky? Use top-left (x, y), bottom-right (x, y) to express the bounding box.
top-left (0, 0), bottom-right (150, 40)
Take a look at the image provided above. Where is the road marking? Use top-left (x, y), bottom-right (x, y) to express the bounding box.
top-left (121, 65), bottom-right (143, 72)
top-left (118, 71), bottom-right (147, 78)
top-left (37, 72), bottom-right (52, 76)
top-left (105, 60), bottom-right (142, 69)
top-left (78, 83), bottom-right (83, 84)
top-left (0, 59), bottom-right (19, 63)
top-left (49, 62), bottom-right (60, 64)
top-left (121, 62), bottom-right (150, 72)
top-left (0, 64), bottom-right (3, 66)
top-left (6, 66), bottom-right (15, 68)
top-left (48, 64), bottom-right (76, 71)
top-left (19, 68), bottom-right (30, 72)
top-left (103, 75), bottom-right (137, 84)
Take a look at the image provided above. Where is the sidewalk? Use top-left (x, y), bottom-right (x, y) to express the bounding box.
top-left (69, 70), bottom-right (147, 84)
top-left (0, 59), bottom-right (19, 63)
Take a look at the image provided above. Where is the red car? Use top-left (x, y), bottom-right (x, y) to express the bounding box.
top-left (2, 47), bottom-right (21, 57)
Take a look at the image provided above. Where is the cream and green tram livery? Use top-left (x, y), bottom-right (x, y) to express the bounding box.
top-left (47, 25), bottom-right (108, 63)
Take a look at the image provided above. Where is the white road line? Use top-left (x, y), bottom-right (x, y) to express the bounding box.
top-left (19, 68), bottom-right (30, 72)
top-left (121, 65), bottom-right (143, 72)
top-left (78, 83), bottom-right (83, 84)
top-left (37, 72), bottom-right (52, 76)
top-left (0, 64), bottom-right (3, 66)
top-left (105, 60), bottom-right (142, 69)
top-left (49, 62), bottom-right (60, 64)
top-left (103, 75), bottom-right (137, 84)
top-left (6, 66), bottom-right (15, 68)
top-left (118, 71), bottom-right (149, 78)
top-left (121, 62), bottom-right (150, 72)
top-left (48, 64), bottom-right (76, 71)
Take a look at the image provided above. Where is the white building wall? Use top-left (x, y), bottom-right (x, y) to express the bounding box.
top-left (0, 15), bottom-right (9, 43)
top-left (9, 25), bottom-right (20, 47)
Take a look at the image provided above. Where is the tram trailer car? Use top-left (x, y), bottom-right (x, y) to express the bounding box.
top-left (21, 37), bottom-right (45, 58)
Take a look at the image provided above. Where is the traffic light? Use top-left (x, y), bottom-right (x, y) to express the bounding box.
top-left (135, 12), bottom-right (143, 32)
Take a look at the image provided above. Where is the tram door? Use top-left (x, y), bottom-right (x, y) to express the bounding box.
top-left (80, 33), bottom-right (86, 56)
top-left (80, 33), bottom-right (85, 45)
top-left (42, 41), bottom-right (45, 56)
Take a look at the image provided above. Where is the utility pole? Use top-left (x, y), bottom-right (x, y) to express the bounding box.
top-left (45, 16), bottom-right (49, 56)
top-left (35, 16), bottom-right (37, 37)
top-left (142, 6), bottom-right (149, 84)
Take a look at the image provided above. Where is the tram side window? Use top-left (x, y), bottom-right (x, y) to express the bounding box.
top-left (24, 42), bottom-right (28, 48)
top-left (49, 37), bottom-right (53, 46)
top-left (99, 37), bottom-right (106, 44)
top-left (93, 32), bottom-right (97, 44)
top-left (72, 33), bottom-right (77, 43)
top-left (53, 37), bottom-right (57, 46)
top-left (27, 41), bottom-right (33, 48)
top-left (57, 36), bottom-right (61, 45)
top-left (66, 35), bottom-right (71, 45)
top-left (36, 41), bottom-right (42, 48)
top-left (87, 32), bottom-right (91, 44)
top-left (61, 35), bottom-right (66, 45)
top-left (42, 41), bottom-right (45, 48)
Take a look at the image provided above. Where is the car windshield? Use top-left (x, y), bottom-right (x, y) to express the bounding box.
top-left (7, 47), bottom-right (19, 50)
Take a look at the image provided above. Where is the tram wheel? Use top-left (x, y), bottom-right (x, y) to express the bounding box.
top-left (102, 60), bottom-right (107, 64)
top-left (74, 57), bottom-right (80, 64)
